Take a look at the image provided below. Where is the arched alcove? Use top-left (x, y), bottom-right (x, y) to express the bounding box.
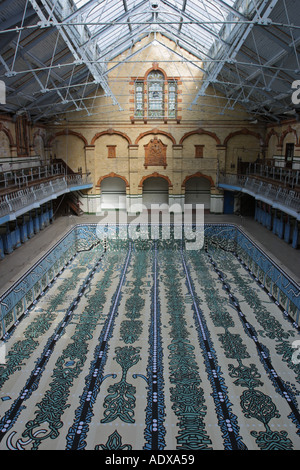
top-left (100, 176), bottom-right (127, 209)
top-left (184, 176), bottom-right (212, 211)
top-left (224, 131), bottom-right (262, 172)
top-left (50, 132), bottom-right (86, 173)
top-left (142, 176), bottom-right (169, 208)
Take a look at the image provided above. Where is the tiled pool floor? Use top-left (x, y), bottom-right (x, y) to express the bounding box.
top-left (0, 241), bottom-right (299, 450)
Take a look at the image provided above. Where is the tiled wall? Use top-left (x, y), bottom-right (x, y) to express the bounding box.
top-left (202, 223), bottom-right (299, 324)
top-left (235, 228), bottom-right (300, 325)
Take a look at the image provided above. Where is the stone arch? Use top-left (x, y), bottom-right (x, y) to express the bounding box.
top-left (182, 173), bottom-right (214, 211)
top-left (47, 129), bottom-right (88, 147)
top-left (179, 129), bottom-right (221, 146)
top-left (279, 126), bottom-right (299, 147)
top-left (138, 172), bottom-right (173, 188)
top-left (135, 129), bottom-right (176, 145)
top-left (144, 63), bottom-right (168, 81)
top-left (97, 173), bottom-right (128, 210)
top-left (182, 172), bottom-right (215, 189)
top-left (265, 128), bottom-right (280, 147)
top-left (96, 172), bottom-right (129, 188)
top-left (140, 173), bottom-right (171, 207)
top-left (91, 129), bottom-right (132, 146)
top-left (0, 122), bottom-right (14, 147)
top-left (33, 128), bottom-right (46, 143)
top-left (223, 128), bottom-right (263, 146)
top-left (47, 129), bottom-right (87, 173)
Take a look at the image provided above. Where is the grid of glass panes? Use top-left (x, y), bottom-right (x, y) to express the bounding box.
top-left (147, 71), bottom-right (164, 118)
top-left (168, 80), bottom-right (177, 118)
top-left (135, 81), bottom-right (144, 118)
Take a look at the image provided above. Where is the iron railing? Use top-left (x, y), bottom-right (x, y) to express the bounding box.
top-left (0, 175), bottom-right (92, 219)
top-left (245, 162), bottom-right (300, 189)
top-left (218, 174), bottom-right (300, 214)
top-left (0, 163), bottom-right (66, 190)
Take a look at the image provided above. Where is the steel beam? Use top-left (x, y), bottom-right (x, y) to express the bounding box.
top-left (30, 0), bottom-right (122, 109)
top-left (191, 0), bottom-right (280, 107)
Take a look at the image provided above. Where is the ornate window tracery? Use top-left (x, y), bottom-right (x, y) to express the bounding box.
top-left (132, 64), bottom-right (179, 121)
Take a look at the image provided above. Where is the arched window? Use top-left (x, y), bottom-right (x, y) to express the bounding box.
top-left (148, 70), bottom-right (164, 118)
top-left (135, 81), bottom-right (144, 118)
top-left (168, 80), bottom-right (177, 118)
top-left (134, 66), bottom-right (178, 120)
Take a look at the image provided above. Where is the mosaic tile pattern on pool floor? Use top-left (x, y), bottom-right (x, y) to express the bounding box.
top-left (0, 227), bottom-right (299, 450)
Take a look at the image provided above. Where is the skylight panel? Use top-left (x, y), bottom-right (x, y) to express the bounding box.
top-left (70, 0), bottom-right (260, 62)
top-left (73, 0), bottom-right (91, 8)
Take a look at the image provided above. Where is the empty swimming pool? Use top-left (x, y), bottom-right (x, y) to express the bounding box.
top-left (0, 224), bottom-right (299, 450)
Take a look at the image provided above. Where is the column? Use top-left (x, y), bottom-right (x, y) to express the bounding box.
top-left (277, 211), bottom-right (284, 239)
top-left (14, 220), bottom-right (21, 248)
top-left (272, 209), bottom-right (277, 235)
top-left (39, 206), bottom-right (45, 230)
top-left (33, 208), bottom-right (40, 234)
top-left (254, 200), bottom-right (258, 222)
top-left (20, 215), bottom-right (28, 243)
top-left (216, 145), bottom-right (226, 176)
top-left (27, 211), bottom-right (34, 238)
top-left (262, 204), bottom-right (269, 228)
top-left (3, 223), bottom-right (13, 254)
top-left (172, 144), bottom-right (184, 210)
top-left (0, 236), bottom-right (4, 259)
top-left (284, 215), bottom-right (291, 244)
top-left (49, 201), bottom-right (54, 222)
top-left (44, 203), bottom-right (50, 227)
top-left (292, 220), bottom-right (299, 249)
top-left (266, 205), bottom-right (272, 231)
top-left (10, 145), bottom-right (18, 158)
top-left (127, 144), bottom-right (140, 213)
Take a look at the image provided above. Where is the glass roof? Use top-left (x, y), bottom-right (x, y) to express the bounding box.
top-left (69, 0), bottom-right (254, 63)
top-left (3, 0), bottom-right (297, 122)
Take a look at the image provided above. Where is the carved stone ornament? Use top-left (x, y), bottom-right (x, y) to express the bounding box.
top-left (144, 137), bottom-right (167, 169)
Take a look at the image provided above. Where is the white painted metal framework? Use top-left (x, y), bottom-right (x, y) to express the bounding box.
top-left (0, 0), bottom-right (299, 122)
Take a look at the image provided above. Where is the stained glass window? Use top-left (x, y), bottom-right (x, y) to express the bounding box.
top-left (135, 81), bottom-right (144, 118)
top-left (148, 70), bottom-right (164, 118)
top-left (168, 80), bottom-right (177, 118)
top-left (134, 69), bottom-right (177, 120)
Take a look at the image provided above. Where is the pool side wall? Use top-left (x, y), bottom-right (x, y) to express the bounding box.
top-left (0, 228), bottom-right (77, 339)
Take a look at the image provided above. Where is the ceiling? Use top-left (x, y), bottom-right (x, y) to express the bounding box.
top-left (0, 0), bottom-right (299, 123)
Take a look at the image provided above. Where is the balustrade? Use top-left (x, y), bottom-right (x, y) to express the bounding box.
top-left (0, 175), bottom-right (92, 220)
top-left (0, 162), bottom-right (66, 191)
top-left (218, 173), bottom-right (300, 214)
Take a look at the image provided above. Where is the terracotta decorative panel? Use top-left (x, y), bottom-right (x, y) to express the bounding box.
top-left (195, 145), bottom-right (204, 158)
top-left (107, 145), bottom-right (116, 158)
top-left (144, 137), bottom-right (167, 169)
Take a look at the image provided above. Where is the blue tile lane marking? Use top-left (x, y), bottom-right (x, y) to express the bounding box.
top-left (65, 244), bottom-right (132, 450)
top-left (205, 249), bottom-right (300, 435)
top-left (0, 250), bottom-right (105, 442)
top-left (181, 247), bottom-right (247, 451)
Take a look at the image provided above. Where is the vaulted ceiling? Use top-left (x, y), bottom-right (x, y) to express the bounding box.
top-left (0, 0), bottom-right (299, 123)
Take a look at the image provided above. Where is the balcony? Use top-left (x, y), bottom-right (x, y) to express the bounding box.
top-left (218, 173), bottom-right (300, 220)
top-left (0, 169), bottom-right (93, 225)
top-left (245, 161), bottom-right (300, 190)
